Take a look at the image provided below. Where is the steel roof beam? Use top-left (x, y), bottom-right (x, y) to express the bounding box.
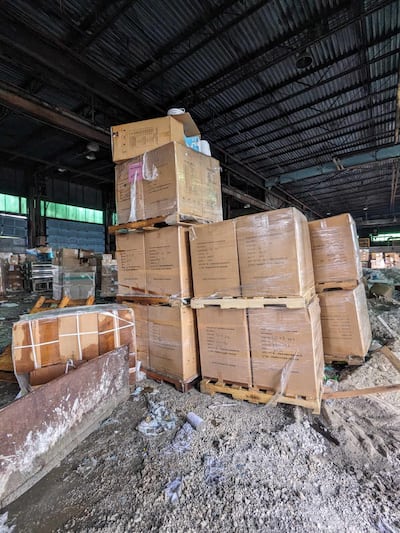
top-left (171, 0), bottom-right (393, 111)
top-left (266, 145), bottom-right (400, 186)
top-left (254, 132), bottom-right (394, 174)
top-left (228, 93), bottom-right (394, 157)
top-left (216, 81), bottom-right (396, 147)
top-left (0, 17), bottom-right (163, 118)
top-left (204, 41), bottom-right (399, 135)
top-left (241, 111), bottom-right (394, 165)
top-left (129, 0), bottom-right (271, 88)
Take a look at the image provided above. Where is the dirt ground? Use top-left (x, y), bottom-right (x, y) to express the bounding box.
top-left (1, 292), bottom-right (400, 532)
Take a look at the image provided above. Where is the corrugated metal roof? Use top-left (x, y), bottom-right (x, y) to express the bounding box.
top-left (0, 0), bottom-right (398, 220)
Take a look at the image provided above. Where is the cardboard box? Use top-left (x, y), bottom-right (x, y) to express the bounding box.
top-left (359, 248), bottom-right (369, 262)
top-left (319, 284), bottom-right (372, 357)
top-left (115, 159), bottom-right (145, 223)
top-left (111, 114), bottom-right (200, 162)
top-left (145, 226), bottom-right (192, 298)
top-left (148, 306), bottom-right (198, 381)
top-left (12, 305), bottom-right (136, 374)
top-left (142, 142), bottom-right (222, 222)
top-left (116, 232), bottom-right (146, 296)
top-left (248, 298), bottom-right (324, 399)
top-left (189, 220), bottom-right (241, 297)
top-left (309, 214), bottom-right (362, 287)
top-left (196, 308), bottom-right (251, 386)
top-left (114, 142), bottom-right (222, 224)
top-left (237, 208), bottom-right (315, 298)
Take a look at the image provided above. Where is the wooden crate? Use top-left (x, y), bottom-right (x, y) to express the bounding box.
top-left (200, 379), bottom-right (321, 414)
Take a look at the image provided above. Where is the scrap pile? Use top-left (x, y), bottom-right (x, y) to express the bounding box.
top-left (109, 113), bottom-right (375, 413)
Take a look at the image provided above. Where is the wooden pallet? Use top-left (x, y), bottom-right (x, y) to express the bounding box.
top-left (200, 379), bottom-right (321, 414)
top-left (324, 354), bottom-right (365, 366)
top-left (316, 280), bottom-right (359, 292)
top-left (108, 213), bottom-right (213, 234)
top-left (118, 295), bottom-right (190, 307)
top-left (145, 369), bottom-right (199, 393)
top-left (29, 295), bottom-right (95, 313)
top-left (191, 288), bottom-right (315, 310)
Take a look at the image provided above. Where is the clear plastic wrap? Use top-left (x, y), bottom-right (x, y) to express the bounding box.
top-left (116, 226), bottom-right (192, 300)
top-left (12, 304), bottom-right (136, 375)
top-left (0, 258), bottom-right (6, 297)
top-left (100, 260), bottom-right (118, 297)
top-left (318, 284), bottom-right (372, 357)
top-left (114, 142), bottom-right (222, 224)
top-left (189, 207), bottom-right (315, 299)
top-left (309, 213), bottom-right (362, 286)
top-left (52, 266), bottom-right (96, 300)
top-left (248, 298), bottom-right (324, 399)
top-left (196, 308), bottom-right (251, 386)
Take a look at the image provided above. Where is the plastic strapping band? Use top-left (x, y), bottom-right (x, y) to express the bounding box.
top-left (28, 319), bottom-right (39, 370)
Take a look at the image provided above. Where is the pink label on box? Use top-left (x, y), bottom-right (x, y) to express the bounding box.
top-left (128, 162), bottom-right (143, 183)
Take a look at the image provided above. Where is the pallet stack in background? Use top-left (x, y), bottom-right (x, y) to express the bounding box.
top-left (190, 208), bottom-right (324, 412)
top-left (52, 248), bottom-right (96, 301)
top-left (109, 113), bottom-right (223, 390)
top-left (309, 214), bottom-right (372, 365)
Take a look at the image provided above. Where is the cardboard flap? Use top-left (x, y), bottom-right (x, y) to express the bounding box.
top-left (172, 113), bottom-right (200, 137)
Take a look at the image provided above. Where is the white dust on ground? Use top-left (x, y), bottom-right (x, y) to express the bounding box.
top-left (3, 299), bottom-right (400, 533)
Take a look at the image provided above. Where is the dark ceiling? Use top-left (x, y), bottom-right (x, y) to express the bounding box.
top-left (0, 0), bottom-right (399, 223)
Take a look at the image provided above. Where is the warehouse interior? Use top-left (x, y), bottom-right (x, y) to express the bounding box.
top-left (1, 1), bottom-right (400, 531)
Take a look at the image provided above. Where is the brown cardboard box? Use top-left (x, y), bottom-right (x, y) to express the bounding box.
top-left (12, 305), bottom-right (136, 375)
top-left (248, 298), bottom-right (324, 399)
top-left (148, 306), bottom-right (198, 381)
top-left (111, 114), bottom-right (200, 162)
top-left (189, 220), bottom-right (241, 297)
top-left (237, 208), bottom-right (315, 298)
top-left (145, 226), bottom-right (192, 298)
top-left (142, 143), bottom-right (222, 223)
top-left (116, 232), bottom-right (146, 296)
top-left (115, 159), bottom-right (145, 223)
top-left (319, 284), bottom-right (372, 357)
top-left (196, 308), bottom-right (251, 386)
top-left (359, 248), bottom-right (369, 262)
top-left (309, 213), bottom-right (362, 287)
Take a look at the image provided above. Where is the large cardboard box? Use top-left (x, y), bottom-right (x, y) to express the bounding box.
top-left (145, 226), bottom-right (192, 298)
top-left (116, 232), bottom-right (146, 296)
top-left (309, 213), bottom-right (362, 287)
top-left (12, 305), bottom-right (136, 374)
top-left (319, 284), bottom-right (372, 357)
top-left (237, 208), bottom-right (315, 298)
top-left (189, 220), bottom-right (241, 297)
top-left (248, 298), bottom-right (324, 399)
top-left (114, 142), bottom-right (222, 224)
top-left (196, 308), bottom-right (251, 386)
top-left (115, 159), bottom-right (145, 223)
top-left (148, 306), bottom-right (198, 381)
top-left (111, 113), bottom-right (200, 162)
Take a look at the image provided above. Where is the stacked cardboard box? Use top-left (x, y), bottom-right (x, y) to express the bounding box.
top-left (111, 113), bottom-right (222, 385)
top-left (309, 214), bottom-right (372, 363)
top-left (52, 248), bottom-right (96, 300)
top-left (191, 208), bottom-right (324, 403)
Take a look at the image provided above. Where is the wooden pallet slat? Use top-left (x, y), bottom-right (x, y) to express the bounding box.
top-left (316, 279), bottom-right (359, 292)
top-left (191, 287), bottom-right (315, 310)
top-left (200, 379), bottom-right (321, 413)
top-left (118, 296), bottom-right (190, 307)
top-left (108, 213), bottom-right (214, 234)
top-left (324, 354), bottom-right (365, 366)
top-left (145, 369), bottom-right (199, 393)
